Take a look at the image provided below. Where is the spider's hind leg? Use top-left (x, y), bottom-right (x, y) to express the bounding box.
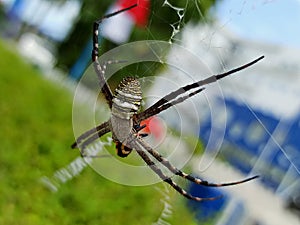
top-left (135, 135), bottom-right (259, 187)
top-left (72, 121), bottom-right (111, 158)
top-left (131, 140), bottom-right (222, 201)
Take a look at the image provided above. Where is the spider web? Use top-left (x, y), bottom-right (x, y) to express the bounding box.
top-left (129, 0), bottom-right (300, 224)
top-left (42, 1), bottom-right (300, 224)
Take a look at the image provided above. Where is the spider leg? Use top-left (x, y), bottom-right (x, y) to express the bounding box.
top-left (128, 136), bottom-right (222, 201)
top-left (134, 124), bottom-right (147, 132)
top-left (71, 121), bottom-right (110, 149)
top-left (78, 131), bottom-right (110, 157)
top-left (135, 87), bottom-right (205, 123)
top-left (92, 4), bottom-right (137, 108)
top-left (135, 135), bottom-right (259, 187)
top-left (93, 61), bottom-right (114, 108)
top-left (135, 56), bottom-right (264, 123)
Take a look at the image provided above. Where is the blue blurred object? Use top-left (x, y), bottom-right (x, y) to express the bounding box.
top-left (199, 97), bottom-right (300, 193)
top-left (188, 181), bottom-right (227, 221)
top-left (189, 96), bottom-right (300, 223)
top-left (69, 39), bottom-right (94, 80)
top-left (7, 0), bottom-right (24, 19)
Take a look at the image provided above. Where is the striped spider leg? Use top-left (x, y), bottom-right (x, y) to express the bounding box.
top-left (134, 55), bottom-right (264, 124)
top-left (71, 5), bottom-right (263, 201)
top-left (71, 4), bottom-right (137, 153)
top-left (125, 133), bottom-right (258, 201)
top-left (92, 3), bottom-right (138, 108)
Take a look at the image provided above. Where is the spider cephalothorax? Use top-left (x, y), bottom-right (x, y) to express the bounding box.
top-left (72, 4), bottom-right (264, 201)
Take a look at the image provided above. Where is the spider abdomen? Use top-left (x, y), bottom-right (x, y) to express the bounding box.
top-left (111, 77), bottom-right (142, 119)
top-left (110, 77), bottom-right (142, 143)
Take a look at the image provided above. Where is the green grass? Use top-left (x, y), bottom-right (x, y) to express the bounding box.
top-left (0, 40), bottom-right (200, 225)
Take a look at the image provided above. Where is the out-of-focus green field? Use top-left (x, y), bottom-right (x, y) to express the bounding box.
top-left (0, 40), bottom-right (201, 225)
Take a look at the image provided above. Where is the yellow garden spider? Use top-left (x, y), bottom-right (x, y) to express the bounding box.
top-left (71, 4), bottom-right (263, 201)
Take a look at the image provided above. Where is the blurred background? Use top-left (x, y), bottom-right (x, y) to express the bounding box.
top-left (1, 0), bottom-right (300, 224)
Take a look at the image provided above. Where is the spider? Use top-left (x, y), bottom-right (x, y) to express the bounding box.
top-left (71, 4), bottom-right (264, 201)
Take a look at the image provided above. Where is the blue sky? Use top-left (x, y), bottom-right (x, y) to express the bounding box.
top-left (214, 0), bottom-right (300, 48)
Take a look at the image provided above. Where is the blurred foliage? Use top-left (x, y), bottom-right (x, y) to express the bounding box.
top-left (0, 3), bottom-right (5, 24)
top-left (0, 39), bottom-right (205, 224)
top-left (56, 0), bottom-right (217, 74)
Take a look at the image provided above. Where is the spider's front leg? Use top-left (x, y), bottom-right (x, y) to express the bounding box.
top-left (71, 4), bottom-right (138, 157)
top-left (135, 56), bottom-right (264, 123)
top-left (92, 4), bottom-right (137, 108)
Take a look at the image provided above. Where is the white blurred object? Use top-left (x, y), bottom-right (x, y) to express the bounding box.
top-left (101, 5), bottom-right (134, 44)
top-left (18, 32), bottom-right (55, 70)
